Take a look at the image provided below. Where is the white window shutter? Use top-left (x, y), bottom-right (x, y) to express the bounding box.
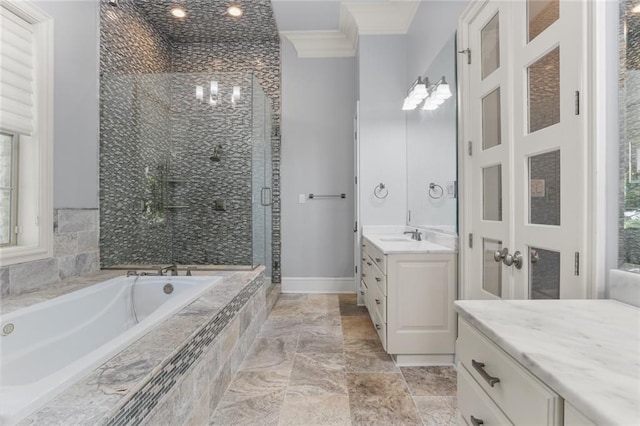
top-left (0, 6), bottom-right (35, 136)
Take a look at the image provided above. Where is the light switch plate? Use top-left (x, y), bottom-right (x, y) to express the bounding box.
top-left (298, 194), bottom-right (306, 204)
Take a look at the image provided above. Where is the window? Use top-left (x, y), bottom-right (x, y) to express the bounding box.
top-left (0, 1), bottom-right (53, 265)
top-left (0, 131), bottom-right (18, 246)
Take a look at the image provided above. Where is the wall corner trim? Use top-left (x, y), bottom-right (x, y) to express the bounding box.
top-left (281, 277), bottom-right (356, 293)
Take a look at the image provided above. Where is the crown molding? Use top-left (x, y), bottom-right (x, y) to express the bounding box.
top-left (281, 30), bottom-right (357, 58)
top-left (280, 0), bottom-right (419, 58)
top-left (341, 1), bottom-right (419, 35)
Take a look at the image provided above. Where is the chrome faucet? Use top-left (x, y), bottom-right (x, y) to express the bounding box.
top-left (161, 264), bottom-right (179, 276)
top-left (403, 229), bottom-right (422, 241)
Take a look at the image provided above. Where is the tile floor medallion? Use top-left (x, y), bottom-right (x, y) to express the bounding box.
top-left (210, 293), bottom-right (459, 425)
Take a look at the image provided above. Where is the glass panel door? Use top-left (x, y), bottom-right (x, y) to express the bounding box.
top-left (468, 2), bottom-right (510, 299)
top-left (512, 0), bottom-right (585, 299)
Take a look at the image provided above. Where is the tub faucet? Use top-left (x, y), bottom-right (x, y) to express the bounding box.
top-left (404, 229), bottom-right (422, 241)
top-left (126, 270), bottom-right (139, 277)
top-left (162, 264), bottom-right (179, 276)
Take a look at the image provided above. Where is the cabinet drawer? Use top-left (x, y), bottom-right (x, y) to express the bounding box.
top-left (362, 238), bottom-right (386, 275)
top-left (457, 363), bottom-right (512, 426)
top-left (362, 254), bottom-right (386, 295)
top-left (372, 306), bottom-right (387, 351)
top-left (457, 319), bottom-right (561, 426)
top-left (370, 281), bottom-right (386, 323)
top-left (359, 279), bottom-right (367, 301)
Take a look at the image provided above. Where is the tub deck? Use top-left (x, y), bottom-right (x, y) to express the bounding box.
top-left (1, 268), bottom-right (272, 425)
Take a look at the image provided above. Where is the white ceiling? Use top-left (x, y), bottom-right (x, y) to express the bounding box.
top-left (273, 0), bottom-right (421, 58)
top-left (271, 1), bottom-right (342, 32)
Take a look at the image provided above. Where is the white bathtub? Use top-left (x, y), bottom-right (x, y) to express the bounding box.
top-left (0, 275), bottom-right (221, 425)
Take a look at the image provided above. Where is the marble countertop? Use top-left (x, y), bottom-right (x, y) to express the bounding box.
top-left (454, 299), bottom-right (640, 425)
top-left (363, 233), bottom-right (456, 255)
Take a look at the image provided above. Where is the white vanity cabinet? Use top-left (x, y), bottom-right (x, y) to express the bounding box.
top-left (361, 236), bottom-right (457, 360)
top-left (456, 318), bottom-right (562, 426)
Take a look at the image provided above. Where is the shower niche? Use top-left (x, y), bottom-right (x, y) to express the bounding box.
top-left (100, 71), bottom-right (273, 276)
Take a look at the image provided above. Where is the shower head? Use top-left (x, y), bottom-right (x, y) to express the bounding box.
top-left (209, 146), bottom-right (221, 162)
top-left (108, 0), bottom-right (118, 6)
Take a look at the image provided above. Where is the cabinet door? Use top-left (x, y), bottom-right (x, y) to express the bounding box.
top-left (387, 254), bottom-right (456, 354)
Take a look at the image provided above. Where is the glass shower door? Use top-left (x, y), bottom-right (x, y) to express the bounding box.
top-left (251, 76), bottom-right (273, 279)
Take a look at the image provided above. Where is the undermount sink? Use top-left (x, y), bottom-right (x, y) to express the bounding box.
top-left (379, 237), bottom-right (413, 242)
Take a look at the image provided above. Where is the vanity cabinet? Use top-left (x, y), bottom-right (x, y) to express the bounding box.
top-left (361, 237), bottom-right (456, 358)
top-left (456, 318), bottom-right (562, 425)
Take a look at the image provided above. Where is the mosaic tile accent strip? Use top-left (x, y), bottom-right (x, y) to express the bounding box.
top-left (103, 275), bottom-right (264, 426)
top-left (132, 0), bottom-right (279, 43)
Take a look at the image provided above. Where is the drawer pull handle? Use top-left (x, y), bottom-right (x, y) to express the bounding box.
top-left (360, 291), bottom-right (365, 295)
top-left (472, 359), bottom-right (500, 387)
top-left (375, 323), bottom-right (381, 330)
top-left (375, 298), bottom-right (381, 304)
top-left (375, 277), bottom-right (381, 282)
top-left (367, 261), bottom-right (372, 266)
top-left (362, 273), bottom-right (366, 277)
top-left (362, 258), bottom-right (366, 262)
top-left (375, 257), bottom-right (382, 262)
top-left (470, 415), bottom-right (484, 426)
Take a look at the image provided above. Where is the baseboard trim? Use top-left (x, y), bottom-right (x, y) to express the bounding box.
top-left (281, 277), bottom-right (356, 293)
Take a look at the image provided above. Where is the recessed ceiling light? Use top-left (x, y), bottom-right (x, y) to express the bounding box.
top-left (171, 7), bottom-right (186, 18)
top-left (632, 3), bottom-right (640, 13)
top-left (227, 5), bottom-right (243, 17)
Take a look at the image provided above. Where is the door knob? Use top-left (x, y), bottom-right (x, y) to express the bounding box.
top-left (503, 251), bottom-right (523, 269)
top-left (530, 249), bottom-right (539, 264)
top-left (494, 248), bottom-right (508, 262)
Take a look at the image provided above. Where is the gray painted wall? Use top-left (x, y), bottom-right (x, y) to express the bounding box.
top-left (280, 38), bottom-right (357, 277)
top-left (33, 0), bottom-right (100, 208)
top-left (358, 35), bottom-right (408, 226)
top-left (406, 0), bottom-right (470, 84)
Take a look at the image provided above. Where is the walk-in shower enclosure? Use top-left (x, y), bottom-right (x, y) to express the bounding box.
top-left (100, 72), bottom-right (273, 275)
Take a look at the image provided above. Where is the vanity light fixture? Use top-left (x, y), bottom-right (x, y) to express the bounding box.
top-left (171, 7), bottom-right (186, 18)
top-left (227, 5), bottom-right (243, 17)
top-left (402, 75), bottom-right (453, 111)
top-left (402, 77), bottom-right (428, 110)
top-left (632, 3), bottom-right (640, 13)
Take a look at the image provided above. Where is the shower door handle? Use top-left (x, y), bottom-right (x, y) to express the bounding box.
top-left (261, 187), bottom-right (272, 206)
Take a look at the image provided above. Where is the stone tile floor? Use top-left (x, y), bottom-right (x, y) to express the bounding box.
top-left (210, 293), bottom-right (459, 425)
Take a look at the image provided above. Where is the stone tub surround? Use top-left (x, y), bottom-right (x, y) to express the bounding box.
top-left (13, 267), bottom-right (272, 425)
top-left (454, 299), bottom-right (640, 425)
top-left (0, 208), bottom-right (100, 297)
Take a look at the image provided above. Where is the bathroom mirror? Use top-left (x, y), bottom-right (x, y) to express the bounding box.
top-left (619, 1), bottom-right (640, 270)
top-left (406, 34), bottom-right (458, 233)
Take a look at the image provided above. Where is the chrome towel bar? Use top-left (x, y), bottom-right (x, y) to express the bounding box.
top-left (308, 193), bottom-right (346, 199)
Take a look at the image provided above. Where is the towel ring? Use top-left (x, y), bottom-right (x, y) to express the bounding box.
top-left (374, 183), bottom-right (388, 199)
top-left (428, 183), bottom-right (444, 199)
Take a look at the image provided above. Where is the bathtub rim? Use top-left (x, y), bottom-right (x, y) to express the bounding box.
top-left (10, 267), bottom-right (266, 425)
top-left (0, 275), bottom-right (223, 425)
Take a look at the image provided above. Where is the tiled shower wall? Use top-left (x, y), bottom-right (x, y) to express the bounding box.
top-left (170, 41), bottom-right (281, 282)
top-left (0, 209), bottom-right (100, 297)
top-left (99, 1), bottom-right (282, 282)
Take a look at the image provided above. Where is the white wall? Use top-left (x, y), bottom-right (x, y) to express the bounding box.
top-left (280, 38), bottom-right (357, 279)
top-left (358, 35), bottom-right (408, 226)
top-left (33, 0), bottom-right (100, 209)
